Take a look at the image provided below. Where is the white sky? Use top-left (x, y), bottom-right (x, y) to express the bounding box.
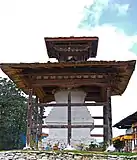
top-left (0, 0), bottom-right (137, 139)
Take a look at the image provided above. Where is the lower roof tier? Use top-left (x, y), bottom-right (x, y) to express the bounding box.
top-left (0, 60), bottom-right (136, 102)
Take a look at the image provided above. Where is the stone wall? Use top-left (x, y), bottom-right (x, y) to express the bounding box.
top-left (0, 151), bottom-right (137, 160)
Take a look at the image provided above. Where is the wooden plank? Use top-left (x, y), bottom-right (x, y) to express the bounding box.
top-left (90, 134), bottom-right (103, 137)
top-left (42, 116), bottom-right (104, 119)
top-left (31, 79), bottom-right (108, 87)
top-left (45, 37), bottom-right (98, 41)
top-left (22, 66), bottom-right (118, 75)
top-left (35, 96), bottom-right (39, 150)
top-left (103, 87), bottom-right (112, 148)
top-left (20, 71), bottom-right (117, 77)
top-left (107, 88), bottom-right (113, 144)
top-left (67, 92), bottom-right (71, 145)
top-left (92, 116), bottom-right (103, 119)
top-left (37, 102), bottom-right (106, 107)
top-left (26, 89), bottom-right (33, 148)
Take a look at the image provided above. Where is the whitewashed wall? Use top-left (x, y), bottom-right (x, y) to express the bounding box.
top-left (45, 90), bottom-right (94, 146)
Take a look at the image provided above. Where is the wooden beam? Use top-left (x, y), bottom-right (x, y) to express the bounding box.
top-left (20, 72), bottom-right (109, 77)
top-left (86, 92), bottom-right (103, 102)
top-left (21, 66), bottom-right (118, 75)
top-left (36, 102), bottom-right (106, 107)
top-left (45, 37), bottom-right (98, 41)
top-left (90, 134), bottom-right (103, 137)
top-left (92, 116), bottom-right (103, 119)
top-left (31, 79), bottom-right (108, 87)
top-left (103, 87), bottom-right (112, 148)
top-left (41, 86), bottom-right (101, 93)
top-left (42, 116), bottom-right (103, 119)
top-left (42, 125), bottom-right (105, 128)
top-left (107, 88), bottom-right (113, 144)
top-left (40, 93), bottom-right (103, 103)
top-left (67, 92), bottom-right (71, 145)
top-left (34, 96), bottom-right (39, 150)
top-left (26, 89), bottom-right (33, 148)
top-left (103, 104), bottom-right (108, 145)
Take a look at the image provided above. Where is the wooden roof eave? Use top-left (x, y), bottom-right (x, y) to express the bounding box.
top-left (1, 67), bottom-right (29, 94)
top-left (0, 60), bottom-right (136, 98)
top-left (116, 63), bottom-right (136, 95)
top-left (0, 60), bottom-right (136, 68)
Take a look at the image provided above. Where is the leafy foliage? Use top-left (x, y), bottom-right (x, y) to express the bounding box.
top-left (113, 139), bottom-right (125, 151)
top-left (88, 141), bottom-right (98, 150)
top-left (0, 77), bottom-right (27, 150)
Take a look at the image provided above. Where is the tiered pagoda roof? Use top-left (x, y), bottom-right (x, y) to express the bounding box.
top-left (0, 37), bottom-right (136, 102)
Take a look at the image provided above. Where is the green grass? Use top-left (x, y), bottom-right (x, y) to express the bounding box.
top-left (59, 150), bottom-right (137, 156)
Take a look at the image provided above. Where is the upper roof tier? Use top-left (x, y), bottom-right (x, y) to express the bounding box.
top-left (44, 37), bottom-right (99, 62)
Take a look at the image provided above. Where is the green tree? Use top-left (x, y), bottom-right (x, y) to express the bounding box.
top-left (113, 139), bottom-right (125, 152)
top-left (0, 77), bottom-right (27, 150)
top-left (89, 141), bottom-right (98, 150)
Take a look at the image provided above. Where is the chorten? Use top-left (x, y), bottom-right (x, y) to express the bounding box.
top-left (0, 36), bottom-right (136, 149)
top-left (44, 37), bottom-right (99, 145)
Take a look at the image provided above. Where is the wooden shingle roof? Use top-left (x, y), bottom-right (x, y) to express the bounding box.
top-left (0, 60), bottom-right (136, 102)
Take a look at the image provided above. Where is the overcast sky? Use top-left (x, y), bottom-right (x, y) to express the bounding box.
top-left (0, 0), bottom-right (137, 139)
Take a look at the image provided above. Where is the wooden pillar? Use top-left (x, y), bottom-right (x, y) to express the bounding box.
top-left (133, 128), bottom-right (135, 148)
top-left (38, 105), bottom-right (44, 149)
top-left (134, 127), bottom-right (137, 149)
top-left (39, 106), bottom-right (44, 136)
top-left (108, 94), bottom-right (113, 144)
top-left (26, 89), bottom-right (33, 148)
top-left (67, 91), bottom-right (71, 145)
top-left (103, 104), bottom-right (108, 148)
top-left (103, 87), bottom-right (112, 149)
top-left (35, 96), bottom-right (39, 150)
